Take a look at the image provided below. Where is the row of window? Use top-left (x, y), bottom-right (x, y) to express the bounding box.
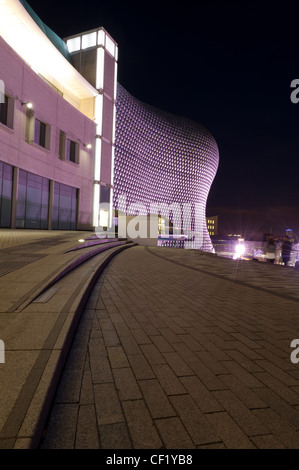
top-left (0, 94), bottom-right (81, 164)
top-left (0, 161), bottom-right (77, 230)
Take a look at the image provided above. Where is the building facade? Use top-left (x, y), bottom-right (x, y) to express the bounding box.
top-left (0, 0), bottom-right (219, 251)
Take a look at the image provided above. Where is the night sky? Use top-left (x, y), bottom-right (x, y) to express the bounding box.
top-left (24, 0), bottom-right (299, 236)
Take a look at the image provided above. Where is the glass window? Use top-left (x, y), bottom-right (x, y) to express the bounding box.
top-left (66, 138), bottom-right (77, 163)
top-left (0, 95), bottom-right (8, 126)
top-left (52, 182), bottom-right (77, 230)
top-left (16, 169), bottom-right (49, 229)
top-left (34, 119), bottom-right (47, 148)
top-left (0, 161), bottom-right (13, 227)
top-left (100, 185), bottom-right (110, 204)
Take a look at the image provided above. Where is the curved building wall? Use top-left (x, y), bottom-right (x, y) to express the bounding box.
top-left (113, 83), bottom-right (219, 251)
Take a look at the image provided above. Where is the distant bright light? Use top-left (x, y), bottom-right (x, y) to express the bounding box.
top-left (26, 102), bottom-right (33, 109)
top-left (78, 239), bottom-right (85, 243)
top-left (234, 241), bottom-right (245, 259)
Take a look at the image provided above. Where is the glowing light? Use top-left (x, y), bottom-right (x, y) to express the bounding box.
top-left (94, 137), bottom-right (102, 181)
top-left (105, 35), bottom-right (115, 57)
top-left (82, 32), bottom-right (97, 50)
top-left (78, 239), bottom-right (85, 243)
top-left (96, 47), bottom-right (105, 90)
top-left (233, 241), bottom-right (245, 259)
top-left (67, 36), bottom-right (81, 53)
top-left (98, 30), bottom-right (105, 46)
top-left (93, 184), bottom-right (100, 227)
top-left (26, 102), bottom-right (33, 109)
top-left (95, 93), bottom-right (103, 135)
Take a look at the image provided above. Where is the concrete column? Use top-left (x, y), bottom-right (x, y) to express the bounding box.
top-left (11, 166), bottom-right (18, 228)
top-left (48, 180), bottom-right (54, 230)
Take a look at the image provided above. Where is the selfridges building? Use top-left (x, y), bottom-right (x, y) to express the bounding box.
top-left (114, 84), bottom-right (219, 251)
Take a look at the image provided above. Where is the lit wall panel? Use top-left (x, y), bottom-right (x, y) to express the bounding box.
top-left (113, 83), bottom-right (219, 251)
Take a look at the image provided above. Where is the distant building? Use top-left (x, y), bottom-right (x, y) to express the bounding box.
top-left (206, 215), bottom-right (218, 237)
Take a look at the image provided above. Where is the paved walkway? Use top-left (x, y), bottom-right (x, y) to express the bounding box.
top-left (0, 229), bottom-right (134, 449)
top-left (40, 246), bottom-right (299, 449)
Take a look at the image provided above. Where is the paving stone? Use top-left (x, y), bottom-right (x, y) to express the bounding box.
top-left (113, 367), bottom-right (142, 401)
top-left (79, 367), bottom-right (94, 406)
top-left (149, 335), bottom-right (174, 353)
top-left (122, 400), bottom-right (162, 449)
top-left (212, 389), bottom-right (269, 436)
top-left (255, 359), bottom-right (299, 386)
top-left (189, 361), bottom-right (228, 391)
top-left (155, 417), bottom-right (195, 449)
top-left (163, 351), bottom-right (194, 376)
top-left (94, 383), bottom-right (124, 426)
top-left (119, 334), bottom-right (142, 355)
top-left (206, 412), bottom-right (256, 449)
top-left (169, 394), bottom-right (220, 445)
top-left (222, 360), bottom-right (264, 388)
top-left (89, 349), bottom-right (113, 384)
top-left (127, 354), bottom-right (156, 380)
top-left (107, 346), bottom-right (130, 369)
top-left (140, 344), bottom-right (167, 366)
top-left (252, 408), bottom-right (299, 449)
top-left (179, 375), bottom-right (224, 414)
top-left (98, 422), bottom-right (132, 449)
top-left (254, 387), bottom-right (299, 431)
top-left (75, 404), bottom-right (100, 449)
top-left (253, 371), bottom-right (299, 405)
top-left (151, 364), bottom-right (187, 396)
top-left (219, 374), bottom-right (268, 410)
top-left (139, 379), bottom-right (176, 419)
top-left (250, 434), bottom-right (286, 449)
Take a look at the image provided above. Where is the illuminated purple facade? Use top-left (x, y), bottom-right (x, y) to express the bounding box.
top-left (113, 84), bottom-right (219, 251)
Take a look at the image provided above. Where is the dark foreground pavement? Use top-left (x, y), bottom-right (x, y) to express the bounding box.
top-left (39, 245), bottom-right (299, 449)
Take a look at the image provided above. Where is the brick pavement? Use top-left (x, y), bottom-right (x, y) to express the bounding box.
top-left (40, 246), bottom-right (299, 449)
top-left (0, 229), bottom-right (136, 449)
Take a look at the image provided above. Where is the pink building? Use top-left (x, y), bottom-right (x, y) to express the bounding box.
top-left (0, 0), bottom-right (117, 230)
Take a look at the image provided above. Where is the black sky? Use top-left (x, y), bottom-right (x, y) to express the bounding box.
top-left (24, 0), bottom-right (299, 233)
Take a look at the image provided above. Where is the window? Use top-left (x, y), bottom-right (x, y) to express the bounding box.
top-left (52, 182), bottom-right (77, 230)
top-left (59, 132), bottom-right (79, 164)
top-left (26, 116), bottom-right (50, 149)
top-left (0, 95), bottom-right (14, 129)
top-left (0, 161), bottom-right (13, 227)
top-left (0, 95), bottom-right (8, 126)
top-left (66, 138), bottom-right (76, 163)
top-left (34, 119), bottom-right (46, 147)
top-left (16, 169), bottom-right (49, 229)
